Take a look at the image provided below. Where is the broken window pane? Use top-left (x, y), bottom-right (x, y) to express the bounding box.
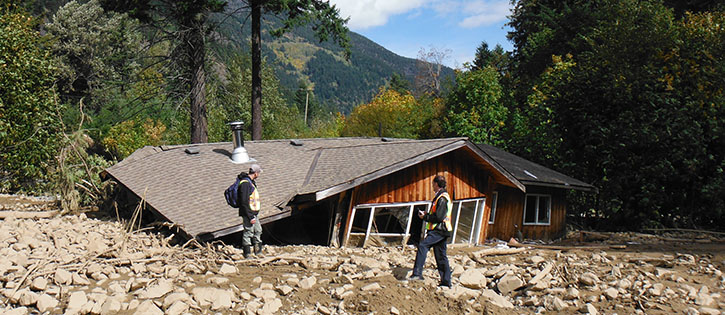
top-left (350, 208), bottom-right (372, 234)
top-left (454, 200), bottom-right (477, 243)
top-left (371, 206), bottom-right (410, 234)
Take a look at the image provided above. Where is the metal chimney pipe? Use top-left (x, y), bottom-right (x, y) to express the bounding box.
top-left (229, 121), bottom-right (250, 164)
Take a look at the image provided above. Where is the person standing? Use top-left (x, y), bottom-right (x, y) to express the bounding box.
top-left (410, 175), bottom-right (452, 287)
top-left (238, 164), bottom-right (263, 258)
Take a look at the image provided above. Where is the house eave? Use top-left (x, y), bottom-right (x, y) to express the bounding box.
top-left (520, 180), bottom-right (597, 192)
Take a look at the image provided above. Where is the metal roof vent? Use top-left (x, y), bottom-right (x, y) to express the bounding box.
top-left (290, 139), bottom-right (303, 146)
top-left (185, 147), bottom-right (200, 155)
top-left (229, 121), bottom-right (253, 164)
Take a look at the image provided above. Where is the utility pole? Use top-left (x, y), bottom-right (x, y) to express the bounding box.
top-left (304, 90), bottom-right (309, 125)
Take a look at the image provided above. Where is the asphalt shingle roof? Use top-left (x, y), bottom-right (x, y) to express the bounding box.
top-left (476, 143), bottom-right (595, 191)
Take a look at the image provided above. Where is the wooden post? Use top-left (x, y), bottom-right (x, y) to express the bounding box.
top-left (329, 190), bottom-right (348, 247)
top-left (341, 188), bottom-right (357, 247)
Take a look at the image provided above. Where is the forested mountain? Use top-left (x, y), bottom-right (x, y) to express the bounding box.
top-left (216, 8), bottom-right (454, 114)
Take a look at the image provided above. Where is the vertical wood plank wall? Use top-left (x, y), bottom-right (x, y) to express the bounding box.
top-left (486, 186), bottom-right (567, 240)
top-left (351, 150), bottom-right (489, 204)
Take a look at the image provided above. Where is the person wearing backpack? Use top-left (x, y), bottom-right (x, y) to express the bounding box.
top-left (237, 164), bottom-right (263, 258)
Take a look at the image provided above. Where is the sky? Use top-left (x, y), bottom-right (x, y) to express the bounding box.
top-left (328, 0), bottom-right (515, 69)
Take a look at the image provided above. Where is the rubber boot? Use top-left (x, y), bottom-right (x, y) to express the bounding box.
top-left (242, 245), bottom-right (251, 259)
top-left (254, 243), bottom-right (263, 256)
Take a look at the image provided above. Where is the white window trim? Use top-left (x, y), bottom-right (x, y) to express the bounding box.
top-left (449, 197), bottom-right (486, 245)
top-left (345, 201), bottom-right (431, 247)
top-left (523, 194), bottom-right (552, 226)
top-left (488, 192), bottom-right (498, 224)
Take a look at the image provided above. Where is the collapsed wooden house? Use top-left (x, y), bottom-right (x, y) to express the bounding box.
top-left (102, 131), bottom-right (594, 247)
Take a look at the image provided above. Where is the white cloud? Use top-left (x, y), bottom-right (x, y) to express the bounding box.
top-left (329, 0), bottom-right (426, 30)
top-left (458, 1), bottom-right (512, 28)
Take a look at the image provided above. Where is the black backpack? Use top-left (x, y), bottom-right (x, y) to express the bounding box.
top-left (224, 178), bottom-right (240, 208)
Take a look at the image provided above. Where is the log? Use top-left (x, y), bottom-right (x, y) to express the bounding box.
top-left (0, 210), bottom-right (58, 219)
top-left (507, 238), bottom-right (626, 251)
top-left (471, 247), bottom-right (528, 257)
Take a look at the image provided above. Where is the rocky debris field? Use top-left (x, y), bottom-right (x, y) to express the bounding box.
top-left (0, 195), bottom-right (724, 314)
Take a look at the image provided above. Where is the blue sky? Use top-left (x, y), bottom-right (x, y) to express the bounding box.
top-left (329, 0), bottom-right (514, 68)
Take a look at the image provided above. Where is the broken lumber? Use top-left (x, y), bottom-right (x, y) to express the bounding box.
top-left (507, 238), bottom-right (626, 251)
top-left (472, 247), bottom-right (528, 257)
top-left (528, 263), bottom-right (553, 285)
top-left (643, 228), bottom-right (725, 236)
top-left (0, 210), bottom-right (58, 219)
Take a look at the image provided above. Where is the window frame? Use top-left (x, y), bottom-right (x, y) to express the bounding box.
top-left (488, 191), bottom-right (498, 224)
top-left (449, 197), bottom-right (486, 245)
top-left (345, 201), bottom-right (431, 247)
top-left (522, 194), bottom-right (551, 226)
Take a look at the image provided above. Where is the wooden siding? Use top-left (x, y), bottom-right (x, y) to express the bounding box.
top-left (486, 186), bottom-right (567, 240)
top-left (351, 150), bottom-right (489, 204)
top-left (341, 150), bottom-right (491, 245)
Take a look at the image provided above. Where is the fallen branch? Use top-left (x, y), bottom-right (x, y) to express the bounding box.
top-left (0, 210), bottom-right (59, 219)
top-left (472, 247), bottom-right (528, 257)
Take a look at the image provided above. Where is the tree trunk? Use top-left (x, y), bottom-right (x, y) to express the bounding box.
top-left (251, 0), bottom-right (263, 140)
top-left (189, 22), bottom-right (208, 144)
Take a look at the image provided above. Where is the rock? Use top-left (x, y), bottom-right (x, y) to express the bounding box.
top-left (162, 292), bottom-right (190, 309)
top-left (3, 307), bottom-right (28, 315)
top-left (480, 289), bottom-right (514, 309)
top-left (617, 279), bottom-right (632, 289)
top-left (206, 276), bottom-right (229, 285)
top-left (191, 287), bottom-right (217, 307)
top-left (391, 306), bottom-right (400, 315)
top-left (36, 294), bottom-right (58, 313)
top-left (580, 303), bottom-right (598, 314)
top-left (252, 276), bottom-right (263, 284)
top-left (648, 283), bottom-right (664, 296)
top-left (259, 298), bottom-right (282, 314)
top-left (604, 288), bottom-right (618, 300)
top-left (497, 275), bottom-right (523, 294)
top-left (19, 290), bottom-right (38, 306)
top-left (30, 277), bottom-right (48, 291)
top-left (136, 279), bottom-right (173, 299)
top-left (317, 304), bottom-right (332, 315)
top-left (695, 292), bottom-right (714, 306)
top-left (655, 268), bottom-right (673, 278)
top-left (166, 301), bottom-right (189, 315)
top-left (546, 296), bottom-right (567, 311)
top-left (133, 300), bottom-right (163, 315)
top-left (276, 285), bottom-right (294, 296)
top-left (100, 297), bottom-right (122, 315)
top-left (459, 268), bottom-right (487, 289)
top-left (298, 276), bottom-right (317, 289)
top-left (251, 288), bottom-right (277, 301)
top-left (564, 287), bottom-right (580, 300)
top-left (698, 307), bottom-right (720, 315)
top-left (211, 289), bottom-right (232, 311)
top-left (529, 256), bottom-right (546, 265)
top-left (443, 286), bottom-right (480, 300)
top-left (218, 263), bottom-right (237, 275)
top-left (67, 291), bottom-right (88, 311)
top-left (579, 273), bottom-right (600, 286)
top-left (362, 283), bottom-right (382, 291)
top-left (54, 269), bottom-right (72, 285)
top-left (72, 273), bottom-right (90, 286)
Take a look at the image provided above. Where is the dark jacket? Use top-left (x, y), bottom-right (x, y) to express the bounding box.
top-left (236, 173), bottom-right (258, 221)
top-left (423, 188), bottom-right (451, 236)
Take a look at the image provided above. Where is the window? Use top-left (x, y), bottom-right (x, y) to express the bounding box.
top-left (523, 194), bottom-right (551, 225)
top-left (345, 201), bottom-right (429, 247)
top-left (449, 198), bottom-right (486, 245)
top-left (488, 192), bottom-right (498, 224)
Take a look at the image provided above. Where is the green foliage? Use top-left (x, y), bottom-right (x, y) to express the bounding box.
top-left (47, 0), bottom-right (144, 116)
top-left (444, 66), bottom-right (507, 146)
top-left (56, 131), bottom-right (112, 212)
top-left (101, 119), bottom-right (166, 159)
top-left (212, 52), bottom-right (303, 141)
top-left (342, 88), bottom-right (438, 139)
top-left (0, 6), bottom-right (63, 192)
top-left (507, 0), bottom-right (725, 229)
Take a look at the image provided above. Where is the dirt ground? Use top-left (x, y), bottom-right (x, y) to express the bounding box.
top-left (1, 194), bottom-right (724, 314)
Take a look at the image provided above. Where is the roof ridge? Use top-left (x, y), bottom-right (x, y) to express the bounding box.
top-left (309, 137), bottom-right (467, 151)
